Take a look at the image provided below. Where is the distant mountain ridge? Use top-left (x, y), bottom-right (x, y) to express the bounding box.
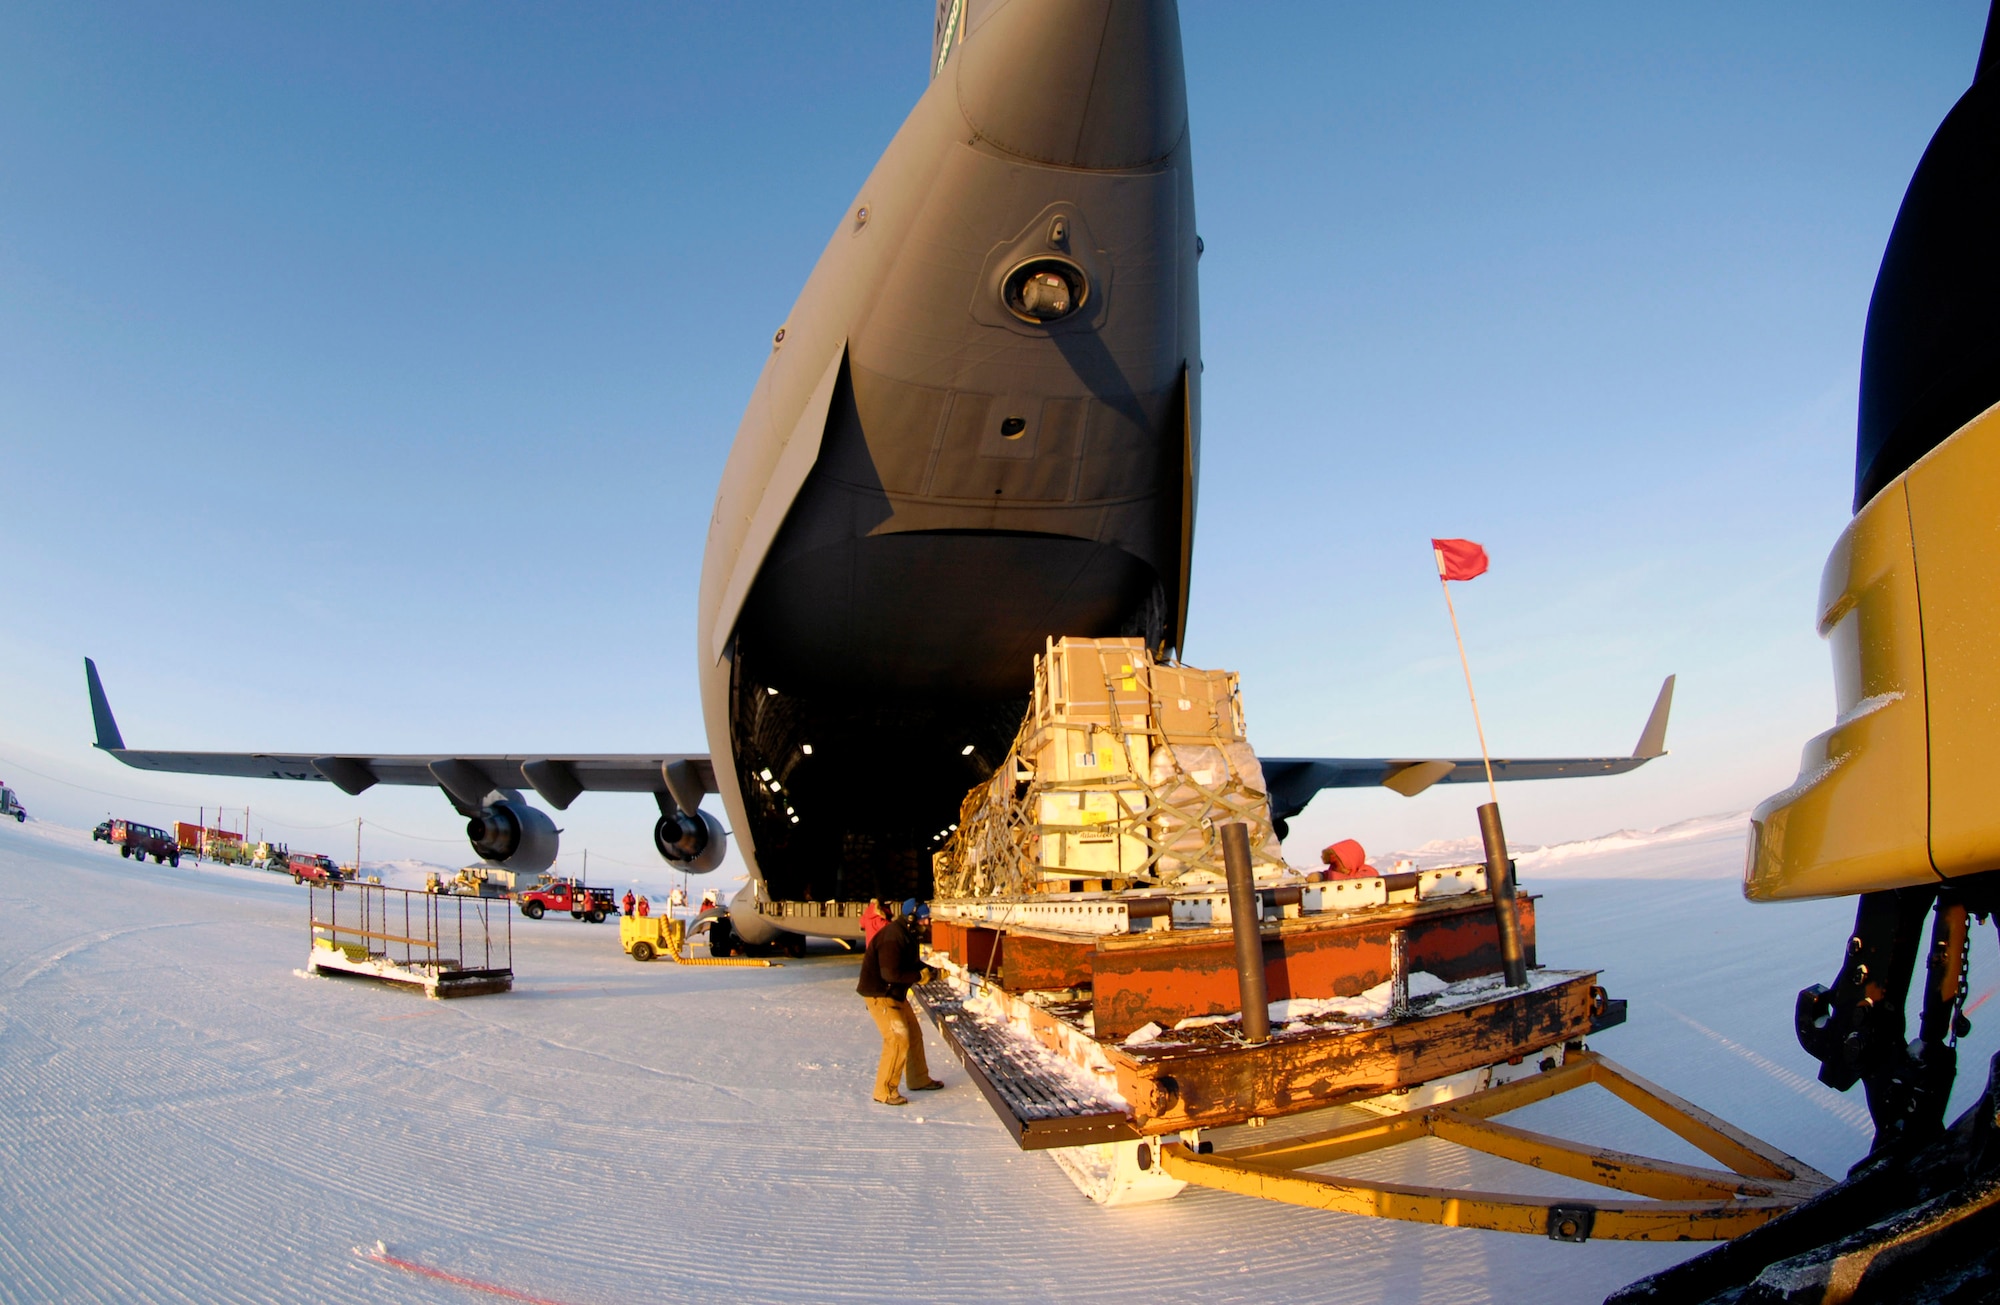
top-left (1389, 811), bottom-right (1752, 880)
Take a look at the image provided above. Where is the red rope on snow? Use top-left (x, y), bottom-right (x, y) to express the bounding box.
top-left (357, 1244), bottom-right (574, 1304)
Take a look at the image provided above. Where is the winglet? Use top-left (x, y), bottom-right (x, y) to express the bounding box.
top-left (1633, 674), bottom-right (1675, 759)
top-left (84, 657), bottom-right (126, 752)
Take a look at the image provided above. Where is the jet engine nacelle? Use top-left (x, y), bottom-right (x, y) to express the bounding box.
top-left (466, 798), bottom-right (559, 873)
top-left (654, 808), bottom-right (726, 874)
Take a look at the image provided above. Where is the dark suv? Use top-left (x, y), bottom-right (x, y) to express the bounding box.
top-left (111, 819), bottom-right (180, 866)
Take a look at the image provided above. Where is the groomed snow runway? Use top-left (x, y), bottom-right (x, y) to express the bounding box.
top-left (2, 815), bottom-right (1994, 1304)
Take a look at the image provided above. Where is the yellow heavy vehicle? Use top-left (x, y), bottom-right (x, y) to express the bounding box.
top-left (620, 913), bottom-right (774, 967)
top-left (1742, 38), bottom-right (2000, 1154)
top-left (1747, 407), bottom-right (2000, 907)
top-left (620, 913), bottom-right (686, 963)
top-left (1621, 15), bottom-right (2000, 1303)
top-left (1739, 395), bottom-right (2000, 1172)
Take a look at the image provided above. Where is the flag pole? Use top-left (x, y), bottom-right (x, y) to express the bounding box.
top-left (1435, 553), bottom-right (1498, 806)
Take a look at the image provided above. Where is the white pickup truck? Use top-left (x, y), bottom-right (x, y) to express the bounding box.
top-left (0, 785), bottom-right (25, 822)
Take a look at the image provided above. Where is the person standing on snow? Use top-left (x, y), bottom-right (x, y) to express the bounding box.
top-left (636, 895), bottom-right (650, 918)
top-left (621, 889), bottom-right (635, 917)
top-left (860, 897), bottom-right (887, 947)
top-left (856, 900), bottom-right (943, 1106)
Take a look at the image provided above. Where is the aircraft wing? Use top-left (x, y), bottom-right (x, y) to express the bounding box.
top-left (1259, 675), bottom-right (1674, 828)
top-left (84, 658), bottom-right (713, 813)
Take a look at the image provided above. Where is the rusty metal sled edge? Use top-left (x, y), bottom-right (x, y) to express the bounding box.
top-left (919, 966), bottom-right (1834, 1242)
top-left (918, 980), bottom-right (1137, 1150)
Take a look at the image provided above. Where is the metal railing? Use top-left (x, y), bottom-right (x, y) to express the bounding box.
top-left (770, 899), bottom-right (866, 921)
top-left (308, 880), bottom-right (512, 974)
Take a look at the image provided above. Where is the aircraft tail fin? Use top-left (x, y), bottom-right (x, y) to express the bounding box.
top-left (932, 0), bottom-right (964, 78)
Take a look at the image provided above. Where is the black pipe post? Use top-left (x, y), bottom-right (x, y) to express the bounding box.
top-left (1477, 802), bottom-right (1528, 988)
top-left (1221, 822), bottom-right (1271, 1044)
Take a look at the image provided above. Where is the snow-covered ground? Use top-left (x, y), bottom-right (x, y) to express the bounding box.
top-left (2, 812), bottom-right (1994, 1304)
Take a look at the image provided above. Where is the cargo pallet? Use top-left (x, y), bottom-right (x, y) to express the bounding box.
top-left (308, 881), bottom-right (513, 998)
top-left (920, 864), bottom-right (1836, 1236)
top-left (919, 636), bottom-right (1827, 1234)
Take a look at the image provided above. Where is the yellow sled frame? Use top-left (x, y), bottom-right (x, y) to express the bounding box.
top-left (1161, 1051), bottom-right (1831, 1242)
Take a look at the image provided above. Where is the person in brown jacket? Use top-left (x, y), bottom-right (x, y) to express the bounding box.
top-left (857, 900), bottom-right (943, 1105)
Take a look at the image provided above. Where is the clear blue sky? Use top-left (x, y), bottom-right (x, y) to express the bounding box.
top-left (1, 2), bottom-right (1985, 881)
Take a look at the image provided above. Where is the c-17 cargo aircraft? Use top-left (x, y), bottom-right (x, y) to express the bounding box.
top-left (84, 0), bottom-right (1672, 955)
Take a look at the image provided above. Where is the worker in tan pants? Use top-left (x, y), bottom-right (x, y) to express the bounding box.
top-left (857, 900), bottom-right (943, 1105)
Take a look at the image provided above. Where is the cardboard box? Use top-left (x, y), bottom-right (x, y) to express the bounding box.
top-left (1148, 664), bottom-right (1244, 743)
top-left (1035, 636), bottom-right (1152, 729)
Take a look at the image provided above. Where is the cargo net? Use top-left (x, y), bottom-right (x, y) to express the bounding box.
top-left (933, 637), bottom-right (1287, 901)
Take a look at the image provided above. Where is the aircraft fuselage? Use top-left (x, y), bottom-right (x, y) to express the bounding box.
top-left (696, 0), bottom-right (1201, 914)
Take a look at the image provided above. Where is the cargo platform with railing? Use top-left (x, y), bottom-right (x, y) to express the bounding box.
top-left (307, 881), bottom-right (513, 998)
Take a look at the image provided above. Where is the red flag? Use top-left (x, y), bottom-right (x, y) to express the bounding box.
top-left (1432, 537), bottom-right (1489, 582)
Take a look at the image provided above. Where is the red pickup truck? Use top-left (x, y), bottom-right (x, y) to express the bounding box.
top-left (283, 852), bottom-right (346, 885)
top-left (517, 879), bottom-right (615, 922)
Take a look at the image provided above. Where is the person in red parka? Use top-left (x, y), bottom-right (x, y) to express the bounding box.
top-left (860, 897), bottom-right (887, 946)
top-left (621, 889), bottom-right (636, 917)
top-left (636, 895), bottom-right (650, 918)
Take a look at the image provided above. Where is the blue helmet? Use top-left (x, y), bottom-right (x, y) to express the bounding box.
top-left (901, 898), bottom-right (919, 917)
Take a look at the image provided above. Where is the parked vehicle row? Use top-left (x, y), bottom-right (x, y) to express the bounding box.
top-left (94, 819), bottom-right (180, 866)
top-left (92, 817), bottom-right (352, 883)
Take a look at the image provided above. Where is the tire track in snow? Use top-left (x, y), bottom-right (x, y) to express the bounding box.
top-left (1, 833), bottom-right (1705, 1305)
top-left (1661, 1006), bottom-right (1873, 1135)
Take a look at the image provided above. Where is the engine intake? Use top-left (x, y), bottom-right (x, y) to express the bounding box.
top-left (655, 808), bottom-right (727, 874)
top-left (466, 798), bottom-right (558, 872)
